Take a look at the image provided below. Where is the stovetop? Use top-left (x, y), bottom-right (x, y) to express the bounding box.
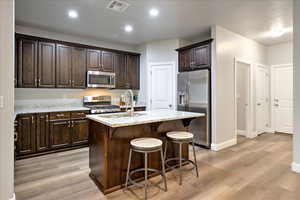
top-left (83, 95), bottom-right (121, 114)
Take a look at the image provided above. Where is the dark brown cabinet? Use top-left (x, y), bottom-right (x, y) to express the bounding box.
top-left (87, 49), bottom-right (114, 72)
top-left (126, 55), bottom-right (140, 89)
top-left (56, 44), bottom-right (72, 88)
top-left (193, 45), bottom-right (210, 68)
top-left (72, 47), bottom-right (87, 88)
top-left (16, 114), bottom-right (36, 155)
top-left (36, 113), bottom-right (50, 152)
top-left (38, 42), bottom-right (56, 87)
top-left (101, 51), bottom-right (114, 72)
top-left (72, 119), bottom-right (89, 145)
top-left (176, 39), bottom-right (212, 72)
top-left (114, 53), bottom-right (126, 88)
top-left (17, 38), bottom-right (38, 88)
top-left (15, 34), bottom-right (140, 89)
top-left (114, 54), bottom-right (140, 89)
top-left (16, 111), bottom-right (89, 159)
top-left (50, 120), bottom-right (72, 149)
top-left (87, 49), bottom-right (101, 71)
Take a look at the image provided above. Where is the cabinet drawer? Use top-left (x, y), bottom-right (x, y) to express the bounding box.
top-left (71, 110), bottom-right (89, 119)
top-left (50, 112), bottom-right (71, 120)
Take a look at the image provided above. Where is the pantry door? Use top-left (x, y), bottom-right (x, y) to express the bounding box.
top-left (149, 62), bottom-right (176, 110)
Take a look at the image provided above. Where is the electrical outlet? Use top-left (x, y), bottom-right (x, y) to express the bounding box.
top-left (0, 96), bottom-right (3, 108)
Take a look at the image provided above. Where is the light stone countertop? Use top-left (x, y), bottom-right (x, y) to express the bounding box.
top-left (87, 110), bottom-right (205, 128)
top-left (14, 106), bottom-right (90, 119)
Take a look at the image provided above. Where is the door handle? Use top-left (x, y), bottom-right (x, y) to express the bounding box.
top-left (168, 104), bottom-right (172, 108)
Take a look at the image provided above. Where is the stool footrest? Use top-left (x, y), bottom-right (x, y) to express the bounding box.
top-left (128, 168), bottom-right (164, 188)
top-left (165, 158), bottom-right (197, 172)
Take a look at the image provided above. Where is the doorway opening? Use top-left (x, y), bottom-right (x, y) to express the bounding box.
top-left (271, 64), bottom-right (293, 134)
top-left (235, 59), bottom-right (252, 142)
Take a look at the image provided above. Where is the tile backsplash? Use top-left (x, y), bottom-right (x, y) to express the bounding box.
top-left (15, 88), bottom-right (145, 107)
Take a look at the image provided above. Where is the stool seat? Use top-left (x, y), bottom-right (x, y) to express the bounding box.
top-left (130, 137), bottom-right (162, 151)
top-left (166, 131), bottom-right (193, 141)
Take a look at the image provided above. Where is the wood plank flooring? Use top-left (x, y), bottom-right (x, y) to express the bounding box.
top-left (15, 133), bottom-right (300, 200)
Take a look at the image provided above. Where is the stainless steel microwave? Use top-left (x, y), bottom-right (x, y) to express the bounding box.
top-left (87, 71), bottom-right (115, 88)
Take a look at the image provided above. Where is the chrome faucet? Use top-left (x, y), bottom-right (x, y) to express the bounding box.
top-left (124, 89), bottom-right (134, 116)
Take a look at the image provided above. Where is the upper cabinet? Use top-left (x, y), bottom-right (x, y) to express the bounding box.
top-left (15, 34), bottom-right (140, 90)
top-left (72, 47), bottom-right (87, 88)
top-left (87, 49), bottom-right (101, 71)
top-left (38, 42), bottom-right (56, 88)
top-left (114, 54), bottom-right (140, 89)
top-left (87, 49), bottom-right (114, 72)
top-left (176, 39), bottom-right (213, 72)
top-left (126, 55), bottom-right (140, 90)
top-left (17, 38), bottom-right (38, 88)
top-left (56, 44), bottom-right (72, 88)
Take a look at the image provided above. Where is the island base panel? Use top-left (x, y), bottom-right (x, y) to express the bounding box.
top-left (89, 120), bottom-right (189, 194)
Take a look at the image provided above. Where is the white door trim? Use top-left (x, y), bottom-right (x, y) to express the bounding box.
top-left (234, 58), bottom-right (253, 139)
top-left (147, 62), bottom-right (176, 111)
top-left (270, 63), bottom-right (293, 133)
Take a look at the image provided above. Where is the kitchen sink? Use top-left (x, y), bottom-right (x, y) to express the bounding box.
top-left (100, 113), bottom-right (145, 118)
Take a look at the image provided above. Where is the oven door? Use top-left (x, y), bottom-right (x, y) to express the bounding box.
top-left (87, 71), bottom-right (115, 88)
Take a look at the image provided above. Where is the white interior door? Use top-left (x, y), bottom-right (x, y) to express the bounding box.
top-left (236, 61), bottom-right (250, 137)
top-left (256, 66), bottom-right (270, 134)
top-left (150, 62), bottom-right (175, 110)
top-left (273, 65), bottom-right (293, 133)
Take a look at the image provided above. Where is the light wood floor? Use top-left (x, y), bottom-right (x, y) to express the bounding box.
top-left (15, 133), bottom-right (300, 200)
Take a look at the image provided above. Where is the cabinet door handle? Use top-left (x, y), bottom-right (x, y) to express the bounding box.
top-left (46, 115), bottom-right (49, 122)
top-left (14, 132), bottom-right (18, 142)
top-left (38, 78), bottom-right (41, 86)
top-left (32, 116), bottom-right (34, 124)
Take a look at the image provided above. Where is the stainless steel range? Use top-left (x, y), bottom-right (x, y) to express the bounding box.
top-left (83, 96), bottom-right (121, 114)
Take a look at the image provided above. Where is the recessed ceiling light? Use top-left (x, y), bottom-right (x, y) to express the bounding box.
top-left (270, 28), bottom-right (285, 38)
top-left (124, 25), bottom-right (133, 32)
top-left (149, 8), bottom-right (159, 17)
top-left (68, 10), bottom-right (78, 19)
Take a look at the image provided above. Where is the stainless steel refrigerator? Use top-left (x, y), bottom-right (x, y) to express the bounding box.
top-left (177, 70), bottom-right (211, 148)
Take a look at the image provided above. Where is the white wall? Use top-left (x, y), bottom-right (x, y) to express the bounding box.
top-left (138, 39), bottom-right (180, 108)
top-left (292, 0), bottom-right (300, 173)
top-left (268, 41), bottom-right (293, 65)
top-left (16, 25), bottom-right (138, 52)
top-left (0, 0), bottom-right (15, 200)
top-left (211, 25), bottom-right (268, 147)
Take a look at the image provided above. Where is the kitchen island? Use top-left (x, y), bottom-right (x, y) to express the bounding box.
top-left (87, 110), bottom-right (205, 194)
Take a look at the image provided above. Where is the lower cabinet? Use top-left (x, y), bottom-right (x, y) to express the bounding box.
top-left (72, 119), bottom-right (89, 146)
top-left (36, 113), bottom-right (50, 152)
top-left (16, 114), bottom-right (36, 155)
top-left (16, 111), bottom-right (89, 159)
top-left (49, 119), bottom-right (72, 149)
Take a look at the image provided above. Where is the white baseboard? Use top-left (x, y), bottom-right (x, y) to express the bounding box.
top-left (291, 162), bottom-right (300, 173)
top-left (211, 138), bottom-right (237, 151)
top-left (9, 193), bottom-right (15, 200)
top-left (265, 128), bottom-right (275, 133)
top-left (237, 130), bottom-right (246, 136)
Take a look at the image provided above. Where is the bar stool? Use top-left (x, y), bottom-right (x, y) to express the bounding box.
top-left (125, 137), bottom-right (167, 200)
top-left (164, 131), bottom-right (199, 185)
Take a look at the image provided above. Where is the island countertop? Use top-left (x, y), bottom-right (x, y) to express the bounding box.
top-left (87, 110), bottom-right (205, 128)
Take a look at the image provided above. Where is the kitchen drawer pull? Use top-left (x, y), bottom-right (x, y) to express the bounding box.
top-left (14, 132), bottom-right (18, 142)
top-left (56, 114), bottom-right (65, 117)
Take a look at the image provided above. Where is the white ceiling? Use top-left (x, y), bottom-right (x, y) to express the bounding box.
top-left (15, 0), bottom-right (293, 46)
